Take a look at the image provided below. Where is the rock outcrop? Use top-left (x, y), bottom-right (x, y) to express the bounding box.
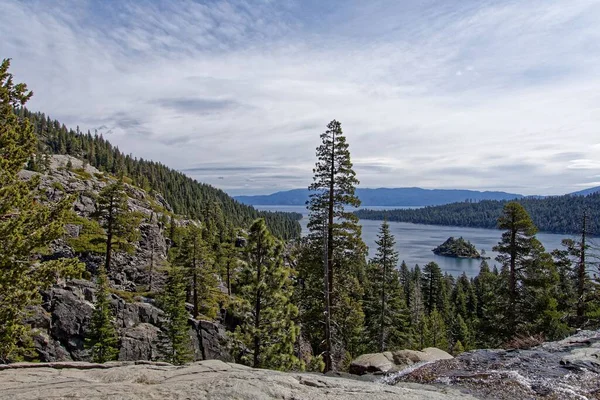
top-left (18, 156), bottom-right (232, 363)
top-left (29, 279), bottom-right (231, 363)
top-left (349, 348), bottom-right (453, 375)
top-left (0, 360), bottom-right (475, 400)
top-left (392, 330), bottom-right (600, 399)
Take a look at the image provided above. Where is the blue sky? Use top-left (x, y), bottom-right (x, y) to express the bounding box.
top-left (1, 0), bottom-right (600, 195)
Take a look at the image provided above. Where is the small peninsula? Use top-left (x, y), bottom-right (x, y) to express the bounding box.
top-left (432, 237), bottom-right (482, 259)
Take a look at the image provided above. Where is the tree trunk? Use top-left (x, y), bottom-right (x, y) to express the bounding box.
top-left (323, 220), bottom-right (332, 372)
top-left (253, 235), bottom-right (263, 368)
top-left (148, 241), bottom-right (154, 292)
top-left (192, 240), bottom-right (198, 318)
top-left (226, 259), bottom-right (231, 296)
top-left (509, 214), bottom-right (517, 307)
top-left (577, 211), bottom-right (587, 326)
top-left (379, 240), bottom-right (387, 352)
top-left (323, 130), bottom-right (336, 373)
top-left (104, 197), bottom-right (114, 273)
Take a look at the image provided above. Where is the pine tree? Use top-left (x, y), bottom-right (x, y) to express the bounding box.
top-left (364, 220), bottom-right (409, 352)
top-left (520, 244), bottom-right (569, 340)
top-left (493, 202), bottom-right (539, 337)
top-left (425, 308), bottom-right (448, 350)
top-left (297, 120), bottom-right (366, 371)
top-left (409, 283), bottom-right (428, 350)
top-left (0, 59), bottom-right (83, 362)
top-left (94, 180), bottom-right (141, 273)
top-left (86, 268), bottom-right (119, 362)
top-left (421, 262), bottom-right (444, 315)
top-left (232, 219), bottom-right (302, 370)
top-left (555, 211), bottom-right (599, 328)
top-left (158, 264), bottom-right (193, 365)
top-left (175, 224), bottom-right (220, 319)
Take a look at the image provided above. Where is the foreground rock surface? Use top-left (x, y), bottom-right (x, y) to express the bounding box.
top-left (391, 330), bottom-right (600, 399)
top-left (0, 360), bottom-right (475, 400)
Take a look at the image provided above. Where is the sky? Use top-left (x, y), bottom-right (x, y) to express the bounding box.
top-left (1, 0), bottom-right (600, 196)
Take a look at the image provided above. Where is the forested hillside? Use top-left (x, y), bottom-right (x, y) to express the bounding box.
top-left (16, 108), bottom-right (301, 240)
top-left (355, 194), bottom-right (600, 235)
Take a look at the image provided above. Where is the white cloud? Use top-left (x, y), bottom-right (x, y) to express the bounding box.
top-left (1, 0), bottom-right (599, 195)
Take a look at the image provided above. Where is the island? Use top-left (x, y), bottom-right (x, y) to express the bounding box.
top-left (432, 236), bottom-right (482, 259)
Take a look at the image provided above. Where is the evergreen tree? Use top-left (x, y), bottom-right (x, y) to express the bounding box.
top-left (175, 224), bottom-right (220, 319)
top-left (94, 180), bottom-right (141, 273)
top-left (158, 264), bottom-right (193, 365)
top-left (421, 262), bottom-right (444, 315)
top-left (409, 283), bottom-right (428, 349)
top-left (0, 59), bottom-right (83, 362)
top-left (86, 268), bottom-right (119, 363)
top-left (232, 219), bottom-right (301, 370)
top-left (425, 308), bottom-right (448, 350)
top-left (520, 245), bottom-right (569, 340)
top-left (473, 261), bottom-right (502, 347)
top-left (363, 220), bottom-right (409, 352)
top-left (492, 202), bottom-right (539, 336)
top-left (297, 120), bottom-right (366, 371)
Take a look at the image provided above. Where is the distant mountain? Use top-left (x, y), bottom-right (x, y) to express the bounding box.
top-left (234, 187), bottom-right (524, 207)
top-left (569, 186), bottom-right (600, 196)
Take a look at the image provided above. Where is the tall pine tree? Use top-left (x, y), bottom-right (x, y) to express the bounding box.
top-left (94, 180), bottom-right (141, 273)
top-left (297, 120), bottom-right (366, 372)
top-left (86, 267), bottom-right (119, 363)
top-left (158, 264), bottom-right (193, 365)
top-left (364, 220), bottom-right (409, 352)
top-left (231, 219), bottom-right (301, 370)
top-left (0, 59), bottom-right (82, 362)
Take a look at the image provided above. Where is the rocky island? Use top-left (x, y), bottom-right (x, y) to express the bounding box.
top-left (432, 237), bottom-right (482, 259)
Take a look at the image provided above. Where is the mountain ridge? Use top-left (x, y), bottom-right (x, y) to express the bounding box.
top-left (235, 187), bottom-right (524, 206)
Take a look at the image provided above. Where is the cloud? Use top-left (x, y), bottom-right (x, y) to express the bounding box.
top-left (1, 0), bottom-right (599, 196)
top-left (155, 98), bottom-right (241, 114)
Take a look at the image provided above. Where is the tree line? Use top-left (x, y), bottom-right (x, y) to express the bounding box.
top-left (355, 194), bottom-right (600, 235)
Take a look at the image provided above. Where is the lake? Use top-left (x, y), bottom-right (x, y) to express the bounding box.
top-left (255, 205), bottom-right (573, 278)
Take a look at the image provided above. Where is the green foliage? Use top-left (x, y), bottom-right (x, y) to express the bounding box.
top-left (67, 213), bottom-right (106, 254)
top-left (231, 219), bottom-right (302, 370)
top-left (157, 264), bottom-right (193, 365)
top-left (51, 181), bottom-right (65, 191)
top-left (0, 59), bottom-right (84, 363)
top-left (425, 308), bottom-right (448, 350)
top-left (72, 167), bottom-right (91, 180)
top-left (86, 269), bottom-right (119, 363)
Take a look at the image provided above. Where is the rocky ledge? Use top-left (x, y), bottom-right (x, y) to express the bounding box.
top-left (0, 360), bottom-right (474, 400)
top-left (393, 330), bottom-right (600, 399)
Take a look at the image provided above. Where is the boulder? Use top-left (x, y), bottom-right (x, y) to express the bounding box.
top-left (349, 352), bottom-right (396, 375)
top-left (350, 348), bottom-right (453, 375)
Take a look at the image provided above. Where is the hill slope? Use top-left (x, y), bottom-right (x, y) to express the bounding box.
top-left (235, 187), bottom-right (523, 206)
top-left (19, 108), bottom-right (301, 239)
top-left (570, 186), bottom-right (600, 196)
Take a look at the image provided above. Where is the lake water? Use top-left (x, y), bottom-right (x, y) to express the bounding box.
top-left (255, 205), bottom-right (573, 278)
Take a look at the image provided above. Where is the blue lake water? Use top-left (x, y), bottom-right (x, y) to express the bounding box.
top-left (255, 205), bottom-right (574, 278)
